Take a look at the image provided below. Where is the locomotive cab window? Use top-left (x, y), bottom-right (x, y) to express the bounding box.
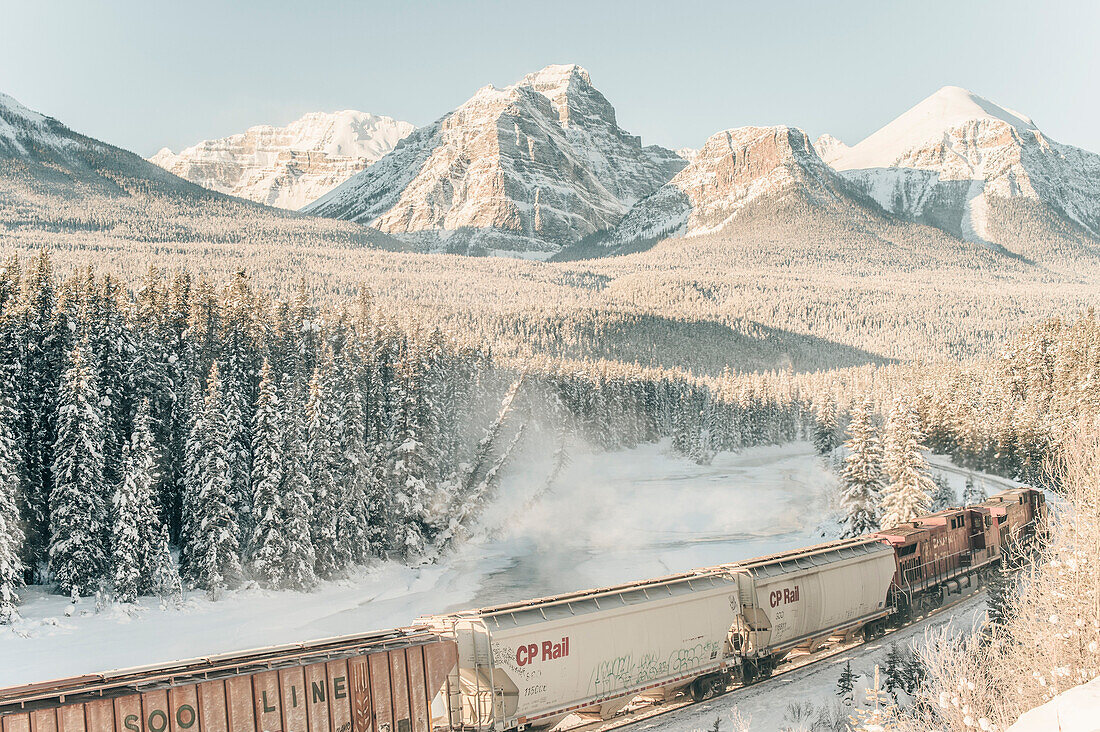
top-left (898, 544), bottom-right (917, 556)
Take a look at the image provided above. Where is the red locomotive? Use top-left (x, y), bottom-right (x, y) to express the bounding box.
top-left (874, 486), bottom-right (1047, 618)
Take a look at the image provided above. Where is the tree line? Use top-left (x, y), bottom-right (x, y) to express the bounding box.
top-left (0, 251), bottom-right (511, 620)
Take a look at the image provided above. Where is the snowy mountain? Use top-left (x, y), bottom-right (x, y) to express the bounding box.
top-left (0, 91), bottom-right (395, 252)
top-left (304, 65), bottom-right (685, 257)
top-left (608, 125), bottom-right (858, 244)
top-left (150, 111), bottom-right (414, 210)
top-left (829, 86), bottom-right (1100, 264)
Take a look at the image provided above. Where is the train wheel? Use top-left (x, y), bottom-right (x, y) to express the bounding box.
top-left (690, 675), bottom-right (724, 701)
top-left (741, 664), bottom-right (757, 686)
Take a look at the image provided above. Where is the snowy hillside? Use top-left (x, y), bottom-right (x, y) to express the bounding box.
top-left (150, 111), bottom-right (414, 209)
top-left (0, 91), bottom-right (397, 254)
top-left (829, 86), bottom-right (1100, 264)
top-left (304, 65), bottom-right (684, 257)
top-left (0, 91), bottom-right (87, 157)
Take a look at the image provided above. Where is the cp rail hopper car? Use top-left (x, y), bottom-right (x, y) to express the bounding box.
top-left (421, 537), bottom-right (895, 731)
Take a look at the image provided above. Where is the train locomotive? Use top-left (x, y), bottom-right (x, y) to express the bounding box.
top-left (0, 486), bottom-right (1047, 732)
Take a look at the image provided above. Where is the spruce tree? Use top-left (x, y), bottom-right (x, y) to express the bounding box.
top-left (178, 374), bottom-right (205, 582)
top-left (839, 398), bottom-right (884, 537)
top-left (883, 643), bottom-right (904, 700)
top-left (813, 399), bottom-right (839, 455)
top-left (49, 343), bottom-right (107, 596)
top-left (929, 474), bottom-right (956, 511)
top-left (111, 399), bottom-right (162, 602)
top-left (279, 375), bottom-right (317, 590)
top-left (190, 364), bottom-right (242, 595)
top-left (0, 367), bottom-right (24, 622)
top-left (110, 442), bottom-right (143, 603)
top-left (20, 250), bottom-right (63, 577)
top-left (249, 360), bottom-right (287, 588)
top-left (306, 362), bottom-right (342, 577)
top-left (880, 396), bottom-right (934, 529)
top-left (150, 526), bottom-right (182, 604)
top-left (836, 660), bottom-right (856, 705)
top-left (962, 475), bottom-right (988, 505)
top-left (333, 356), bottom-right (371, 565)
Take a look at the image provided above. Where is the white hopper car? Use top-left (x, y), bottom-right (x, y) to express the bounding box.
top-left (423, 537), bottom-right (895, 731)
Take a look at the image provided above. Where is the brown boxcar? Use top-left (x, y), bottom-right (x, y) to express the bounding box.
top-left (0, 629), bottom-right (457, 732)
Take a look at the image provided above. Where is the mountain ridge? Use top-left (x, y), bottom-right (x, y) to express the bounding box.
top-left (149, 110), bottom-right (414, 209)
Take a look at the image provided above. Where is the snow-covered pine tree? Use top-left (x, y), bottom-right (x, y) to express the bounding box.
top-left (128, 269), bottom-right (175, 513)
top-left (110, 441), bottom-right (142, 604)
top-left (279, 374), bottom-right (317, 590)
top-left (49, 343), bottom-right (108, 596)
top-left (115, 398), bottom-right (163, 599)
top-left (306, 360), bottom-right (343, 577)
top-left (190, 363), bottom-right (242, 595)
top-left (962, 475), bottom-right (988, 505)
top-left (0, 355), bottom-right (25, 622)
top-left (150, 525), bottom-right (182, 605)
top-left (162, 269), bottom-right (194, 543)
top-left (333, 360), bottom-right (371, 565)
top-left (839, 398), bottom-right (885, 537)
top-left (249, 360), bottom-right (288, 588)
top-left (813, 398), bottom-right (839, 455)
top-left (219, 271), bottom-right (261, 546)
top-left (20, 250), bottom-right (63, 578)
top-left (388, 339), bottom-right (434, 560)
top-left (880, 395), bottom-right (934, 529)
top-left (178, 374), bottom-right (205, 582)
top-left (929, 474), bottom-right (956, 511)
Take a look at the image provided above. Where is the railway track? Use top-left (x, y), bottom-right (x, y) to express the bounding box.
top-left (559, 585), bottom-right (988, 732)
top-left (928, 461), bottom-right (1022, 495)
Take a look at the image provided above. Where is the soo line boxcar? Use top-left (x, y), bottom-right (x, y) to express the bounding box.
top-left (1, 487), bottom-right (1046, 732)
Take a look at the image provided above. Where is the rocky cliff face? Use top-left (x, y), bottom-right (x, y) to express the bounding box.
top-left (150, 111), bottom-right (414, 210)
top-left (828, 86), bottom-right (1100, 263)
top-left (304, 65), bottom-right (685, 257)
top-left (610, 126), bottom-right (853, 244)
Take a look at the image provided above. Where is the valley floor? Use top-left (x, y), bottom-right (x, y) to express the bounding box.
top-left (0, 441), bottom-right (1016, 689)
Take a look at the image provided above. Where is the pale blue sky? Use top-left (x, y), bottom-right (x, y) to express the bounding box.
top-left (2, 0), bottom-right (1097, 157)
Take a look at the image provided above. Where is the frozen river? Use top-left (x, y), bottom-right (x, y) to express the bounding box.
top-left (3, 441), bottom-right (839, 684)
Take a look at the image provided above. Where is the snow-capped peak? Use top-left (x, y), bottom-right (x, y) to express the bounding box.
top-left (0, 91), bottom-right (87, 157)
top-left (828, 85), bottom-right (1100, 261)
top-left (834, 85), bottom-right (1037, 171)
top-left (519, 64), bottom-right (593, 94)
top-left (149, 109), bottom-right (414, 209)
top-left (813, 134), bottom-right (848, 165)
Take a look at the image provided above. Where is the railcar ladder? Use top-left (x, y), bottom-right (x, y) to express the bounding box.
top-left (471, 623), bottom-right (502, 731)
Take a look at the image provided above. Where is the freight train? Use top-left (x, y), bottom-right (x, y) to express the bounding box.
top-left (0, 486), bottom-right (1047, 732)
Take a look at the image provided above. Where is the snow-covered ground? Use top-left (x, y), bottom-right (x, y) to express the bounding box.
top-left (1007, 675), bottom-right (1100, 731)
top-left (0, 441), bottom-right (1018, 690)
